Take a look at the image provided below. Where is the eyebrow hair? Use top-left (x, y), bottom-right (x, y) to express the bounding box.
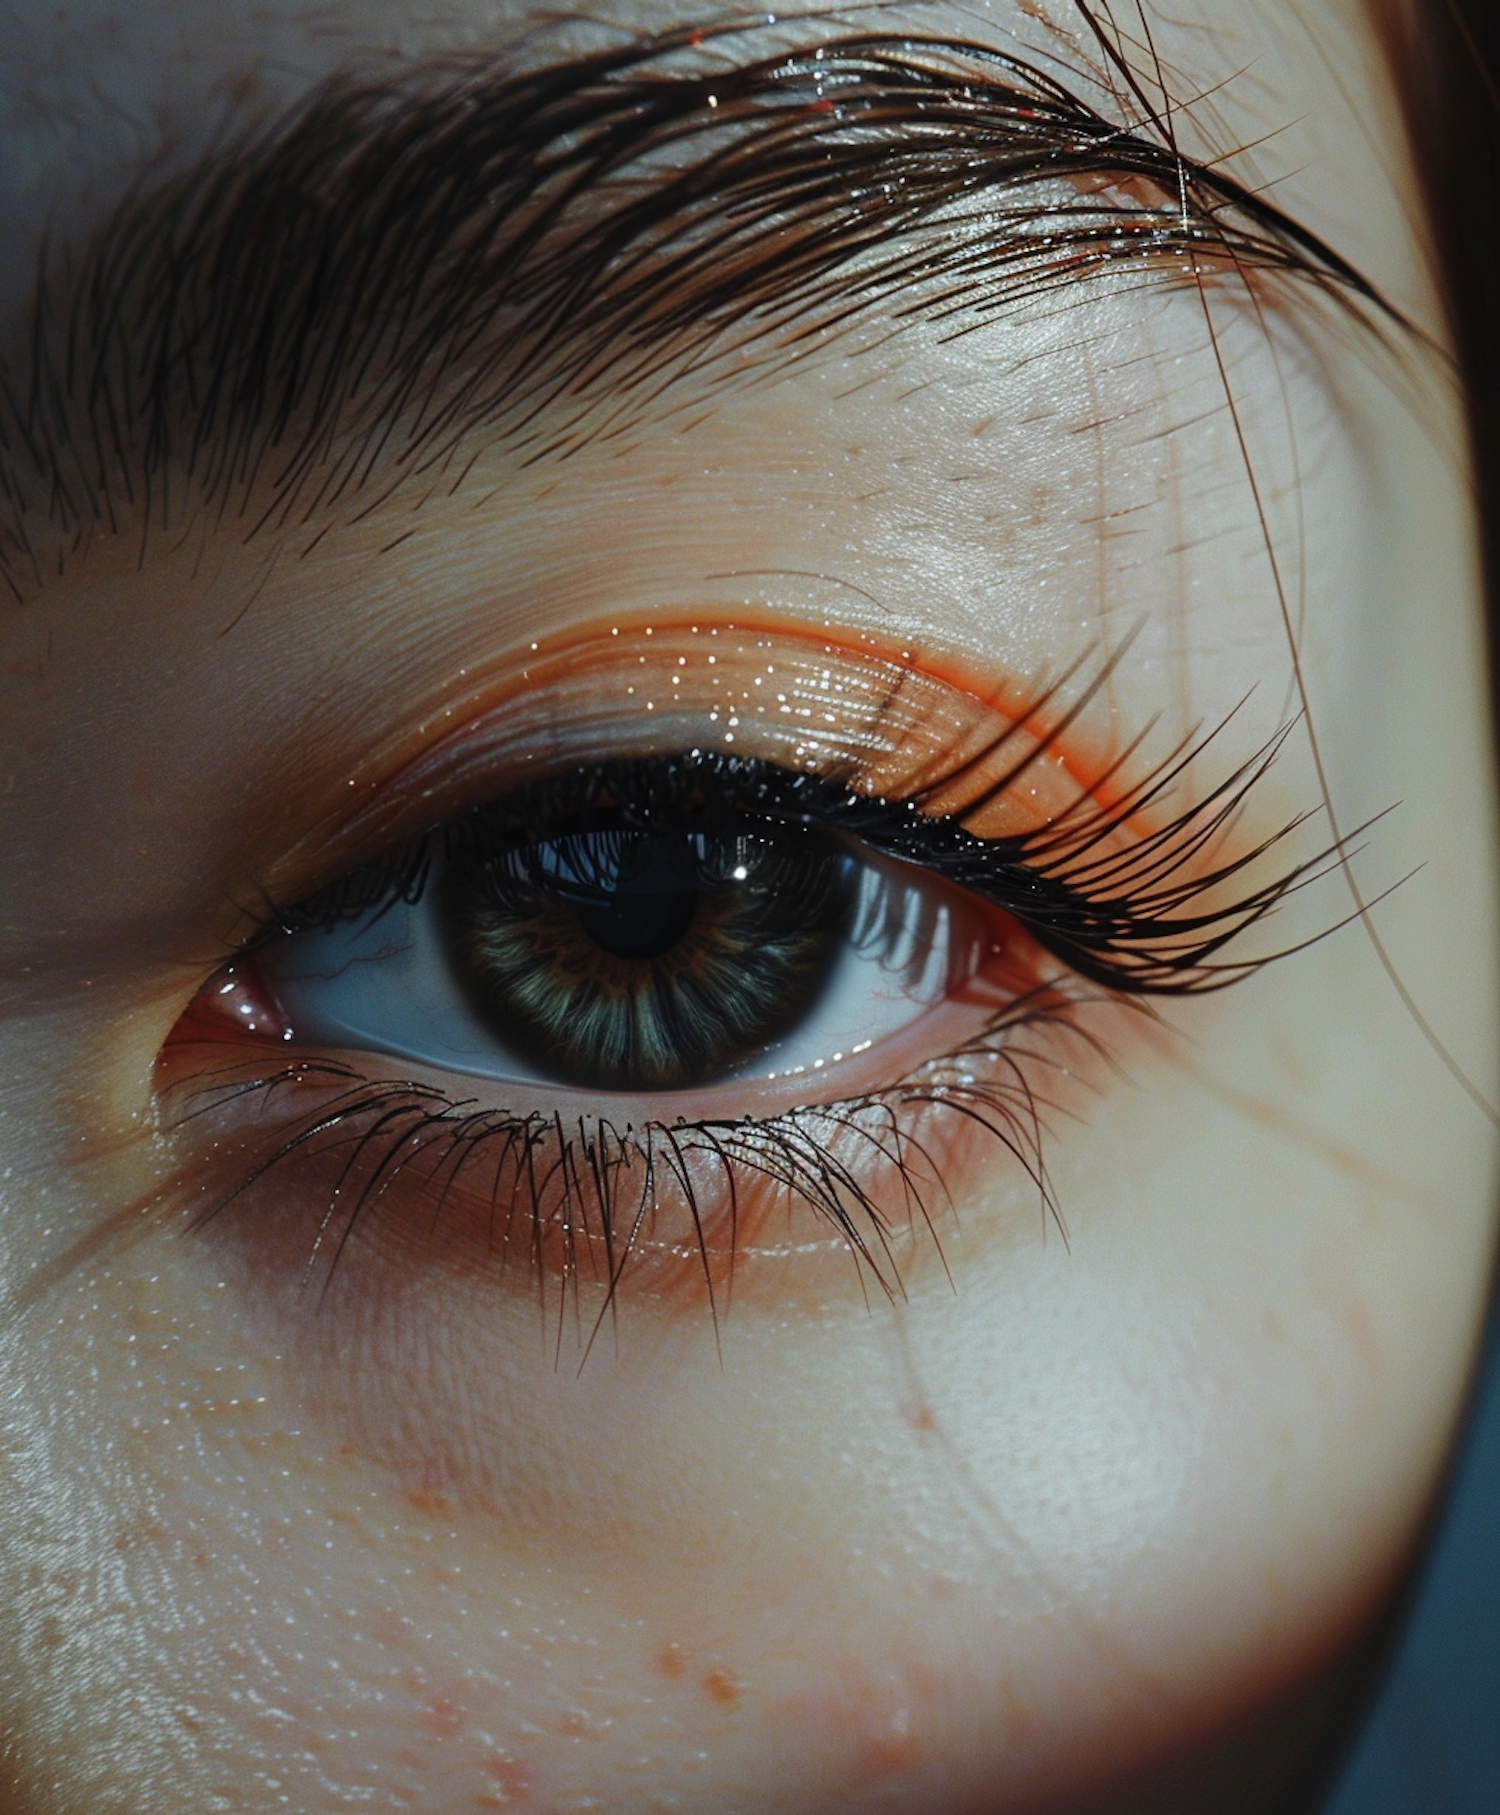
top-left (0, 20), bottom-right (1389, 603)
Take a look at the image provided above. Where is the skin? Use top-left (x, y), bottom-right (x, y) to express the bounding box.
top-left (0, 2), bottom-right (1496, 1811)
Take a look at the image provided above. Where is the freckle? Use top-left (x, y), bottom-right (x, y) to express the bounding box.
top-left (857, 1731), bottom-right (921, 1780)
top-left (480, 1752), bottom-right (534, 1801)
top-left (905, 1401), bottom-right (936, 1433)
top-left (999, 1676), bottom-right (1043, 1748)
top-left (703, 1666), bottom-right (742, 1710)
top-left (655, 1641), bottom-right (686, 1680)
top-left (417, 1696), bottom-right (467, 1741)
top-left (407, 1491), bottom-right (454, 1518)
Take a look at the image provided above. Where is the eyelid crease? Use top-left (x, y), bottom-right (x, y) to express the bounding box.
top-left (0, 21), bottom-right (1405, 603)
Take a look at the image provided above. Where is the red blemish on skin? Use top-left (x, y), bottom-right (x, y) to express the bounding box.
top-left (555, 1710), bottom-right (591, 1737)
top-left (359, 1613), bottom-right (407, 1654)
top-left (656, 1642), bottom-right (687, 1680)
top-left (417, 1696), bottom-right (467, 1741)
top-left (703, 1667), bottom-right (743, 1711)
top-left (480, 1753), bottom-right (534, 1802)
top-left (998, 1676), bottom-right (1044, 1750)
top-left (905, 1400), bottom-right (936, 1432)
top-left (407, 1490), bottom-right (455, 1517)
top-left (856, 1731), bottom-right (922, 1781)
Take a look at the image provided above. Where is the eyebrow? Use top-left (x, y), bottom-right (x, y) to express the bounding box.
top-left (0, 21), bottom-right (1387, 602)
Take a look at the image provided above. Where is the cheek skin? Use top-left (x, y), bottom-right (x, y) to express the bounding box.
top-left (3, 904), bottom-right (1493, 1815)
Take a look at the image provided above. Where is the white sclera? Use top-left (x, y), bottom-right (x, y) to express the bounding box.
top-left (261, 847), bottom-right (969, 1091)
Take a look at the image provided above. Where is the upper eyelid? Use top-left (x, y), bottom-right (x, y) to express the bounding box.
top-left (0, 23), bottom-right (1397, 607)
top-left (250, 657), bottom-right (1319, 1002)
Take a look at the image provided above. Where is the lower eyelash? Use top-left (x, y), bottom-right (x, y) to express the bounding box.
top-left (165, 983), bottom-right (1109, 1341)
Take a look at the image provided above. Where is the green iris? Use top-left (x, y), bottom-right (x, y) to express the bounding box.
top-left (441, 824), bottom-right (855, 1091)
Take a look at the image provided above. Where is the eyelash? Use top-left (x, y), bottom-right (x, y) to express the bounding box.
top-left (264, 716), bottom-right (1301, 993)
top-left (166, 685), bottom-right (1331, 1329)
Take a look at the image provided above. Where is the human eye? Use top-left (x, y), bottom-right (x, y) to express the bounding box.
top-left (165, 626), bottom-right (1303, 1311)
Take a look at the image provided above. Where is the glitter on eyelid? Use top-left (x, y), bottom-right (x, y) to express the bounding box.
top-left (299, 617), bottom-right (1119, 907)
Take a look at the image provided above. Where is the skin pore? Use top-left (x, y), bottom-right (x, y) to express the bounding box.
top-left (0, 1), bottom-right (1496, 1810)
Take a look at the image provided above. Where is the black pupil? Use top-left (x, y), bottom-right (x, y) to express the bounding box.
top-left (571, 868), bottom-right (697, 961)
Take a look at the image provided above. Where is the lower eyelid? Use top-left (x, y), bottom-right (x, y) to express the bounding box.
top-left (156, 951), bottom-right (1122, 1320)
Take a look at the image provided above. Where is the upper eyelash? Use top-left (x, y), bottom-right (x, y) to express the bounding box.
top-left (258, 704), bottom-right (1326, 998)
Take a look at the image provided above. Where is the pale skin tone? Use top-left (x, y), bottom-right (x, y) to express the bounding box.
top-left (0, 2), bottom-right (1496, 1811)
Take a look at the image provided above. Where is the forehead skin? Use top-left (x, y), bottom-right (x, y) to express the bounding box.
top-left (0, 4), bottom-right (1494, 1815)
